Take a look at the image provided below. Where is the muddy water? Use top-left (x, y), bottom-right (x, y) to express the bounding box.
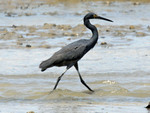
top-left (0, 0), bottom-right (150, 113)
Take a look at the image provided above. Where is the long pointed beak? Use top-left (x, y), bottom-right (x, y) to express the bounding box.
top-left (95, 16), bottom-right (113, 22)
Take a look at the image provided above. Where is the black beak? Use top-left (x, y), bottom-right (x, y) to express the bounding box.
top-left (95, 16), bottom-right (113, 22)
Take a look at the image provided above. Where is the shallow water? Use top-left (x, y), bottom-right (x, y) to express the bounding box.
top-left (0, 1), bottom-right (150, 26)
top-left (0, 0), bottom-right (150, 113)
top-left (0, 72), bottom-right (150, 112)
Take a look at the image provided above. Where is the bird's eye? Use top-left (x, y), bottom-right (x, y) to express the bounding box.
top-left (93, 14), bottom-right (97, 18)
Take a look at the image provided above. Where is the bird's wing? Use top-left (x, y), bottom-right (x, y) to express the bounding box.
top-left (39, 39), bottom-right (90, 70)
top-left (51, 39), bottom-right (89, 63)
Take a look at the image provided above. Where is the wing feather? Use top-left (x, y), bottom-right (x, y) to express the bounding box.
top-left (52, 39), bottom-right (89, 62)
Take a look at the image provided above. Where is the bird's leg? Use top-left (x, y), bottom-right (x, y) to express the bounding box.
top-left (74, 63), bottom-right (94, 92)
top-left (53, 69), bottom-right (67, 90)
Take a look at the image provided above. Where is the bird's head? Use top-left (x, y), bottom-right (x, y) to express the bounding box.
top-left (84, 12), bottom-right (113, 22)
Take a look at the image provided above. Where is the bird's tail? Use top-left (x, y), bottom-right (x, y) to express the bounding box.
top-left (39, 58), bottom-right (53, 72)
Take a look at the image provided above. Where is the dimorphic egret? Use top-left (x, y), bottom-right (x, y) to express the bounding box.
top-left (39, 12), bottom-right (113, 92)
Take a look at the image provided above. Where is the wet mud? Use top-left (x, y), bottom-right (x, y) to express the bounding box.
top-left (0, 24), bottom-right (150, 49)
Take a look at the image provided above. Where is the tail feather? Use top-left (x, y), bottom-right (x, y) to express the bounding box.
top-left (39, 58), bottom-right (53, 72)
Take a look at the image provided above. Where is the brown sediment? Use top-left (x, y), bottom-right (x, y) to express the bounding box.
top-left (129, 25), bottom-right (135, 29)
top-left (2, 0), bottom-right (150, 5)
top-left (136, 32), bottom-right (147, 37)
top-left (0, 0), bottom-right (150, 13)
top-left (0, 24), bottom-right (149, 49)
top-left (27, 111), bottom-right (35, 113)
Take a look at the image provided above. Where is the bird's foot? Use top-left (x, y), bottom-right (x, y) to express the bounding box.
top-left (49, 90), bottom-right (55, 94)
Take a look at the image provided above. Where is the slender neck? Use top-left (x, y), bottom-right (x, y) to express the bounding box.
top-left (84, 19), bottom-right (98, 49)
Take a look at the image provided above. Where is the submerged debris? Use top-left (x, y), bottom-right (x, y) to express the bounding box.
top-left (129, 25), bottom-right (135, 29)
top-left (133, 2), bottom-right (140, 5)
top-left (12, 25), bottom-right (17, 28)
top-left (26, 44), bottom-right (32, 48)
top-left (101, 42), bottom-right (107, 45)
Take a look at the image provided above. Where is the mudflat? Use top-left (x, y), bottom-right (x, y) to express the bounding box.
top-left (0, 0), bottom-right (150, 113)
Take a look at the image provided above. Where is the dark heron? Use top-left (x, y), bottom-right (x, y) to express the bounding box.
top-left (39, 12), bottom-right (113, 92)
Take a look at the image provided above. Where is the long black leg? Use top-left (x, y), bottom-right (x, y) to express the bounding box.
top-left (53, 69), bottom-right (67, 90)
top-left (74, 63), bottom-right (94, 92)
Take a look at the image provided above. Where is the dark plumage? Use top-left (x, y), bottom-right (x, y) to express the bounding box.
top-left (145, 102), bottom-right (150, 109)
top-left (39, 12), bottom-right (113, 92)
top-left (40, 39), bottom-right (89, 71)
